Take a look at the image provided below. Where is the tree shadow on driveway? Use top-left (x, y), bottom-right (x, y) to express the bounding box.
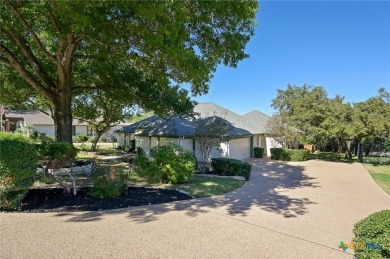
top-left (56, 158), bottom-right (320, 222)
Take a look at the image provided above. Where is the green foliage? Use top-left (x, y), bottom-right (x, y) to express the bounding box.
top-left (73, 134), bottom-right (89, 143)
top-left (353, 210), bottom-right (390, 258)
top-left (153, 144), bottom-right (195, 184)
top-left (1, 1), bottom-right (257, 142)
top-left (133, 144), bottom-right (195, 184)
top-left (0, 132), bottom-right (37, 210)
top-left (362, 157), bottom-right (390, 165)
top-left (87, 136), bottom-right (96, 143)
top-left (89, 168), bottom-right (127, 199)
top-left (385, 137), bottom-right (390, 152)
top-left (270, 148), bottom-right (310, 161)
top-left (37, 132), bottom-right (54, 144)
top-left (254, 147), bottom-right (264, 158)
top-left (211, 158), bottom-right (252, 180)
top-left (38, 142), bottom-right (77, 161)
top-left (265, 114), bottom-right (301, 148)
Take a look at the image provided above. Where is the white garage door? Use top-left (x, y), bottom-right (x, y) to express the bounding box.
top-left (229, 137), bottom-right (251, 160)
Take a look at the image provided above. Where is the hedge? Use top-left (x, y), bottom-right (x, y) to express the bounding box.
top-left (362, 156), bottom-right (390, 165)
top-left (0, 132), bottom-right (37, 210)
top-left (270, 148), bottom-right (310, 161)
top-left (211, 158), bottom-right (252, 180)
top-left (254, 147), bottom-right (264, 158)
top-left (353, 210), bottom-right (390, 258)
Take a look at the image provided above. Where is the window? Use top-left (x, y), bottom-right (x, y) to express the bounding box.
top-left (72, 126), bottom-right (76, 136)
top-left (87, 126), bottom-right (93, 136)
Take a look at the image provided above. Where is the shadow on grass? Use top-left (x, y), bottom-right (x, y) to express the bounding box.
top-left (54, 158), bottom-right (320, 223)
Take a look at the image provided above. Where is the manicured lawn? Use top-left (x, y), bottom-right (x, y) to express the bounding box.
top-left (309, 152), bottom-right (357, 163)
top-left (164, 177), bottom-right (244, 198)
top-left (362, 163), bottom-right (390, 195)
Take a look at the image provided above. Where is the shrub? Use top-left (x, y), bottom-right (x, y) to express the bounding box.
top-left (73, 134), bottom-right (89, 143)
top-left (89, 167), bottom-right (127, 199)
top-left (37, 132), bottom-right (54, 144)
top-left (38, 142), bottom-right (78, 162)
top-left (87, 136), bottom-right (96, 143)
top-left (353, 210), bottom-right (390, 258)
top-left (211, 158), bottom-right (252, 180)
top-left (254, 147), bottom-right (264, 158)
top-left (134, 144), bottom-right (195, 184)
top-left (270, 148), bottom-right (309, 161)
top-left (0, 132), bottom-right (38, 210)
top-left (153, 144), bottom-right (195, 184)
top-left (362, 156), bottom-right (390, 165)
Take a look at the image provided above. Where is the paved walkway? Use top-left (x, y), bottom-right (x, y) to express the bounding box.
top-left (1, 158), bottom-right (389, 258)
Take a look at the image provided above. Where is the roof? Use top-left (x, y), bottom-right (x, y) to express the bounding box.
top-left (5, 110), bottom-right (88, 126)
top-left (4, 110), bottom-right (131, 126)
top-left (116, 103), bottom-right (271, 137)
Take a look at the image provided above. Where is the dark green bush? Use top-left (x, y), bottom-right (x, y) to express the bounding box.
top-left (134, 144), bottom-right (195, 184)
top-left (362, 156), bottom-right (390, 165)
top-left (0, 132), bottom-right (38, 210)
top-left (254, 147), bottom-right (264, 158)
top-left (270, 148), bottom-right (309, 161)
top-left (353, 210), bottom-right (390, 258)
top-left (153, 144), bottom-right (195, 184)
top-left (73, 134), bottom-right (88, 143)
top-left (89, 167), bottom-right (127, 199)
top-left (211, 158), bottom-right (252, 180)
top-left (38, 142), bottom-right (78, 161)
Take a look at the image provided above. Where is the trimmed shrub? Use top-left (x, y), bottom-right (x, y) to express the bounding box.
top-left (89, 167), bottom-right (127, 199)
top-left (0, 132), bottom-right (37, 210)
top-left (362, 156), bottom-right (390, 165)
top-left (211, 158), bottom-right (252, 180)
top-left (254, 147), bottom-right (264, 158)
top-left (270, 148), bottom-right (309, 161)
top-left (353, 210), bottom-right (390, 258)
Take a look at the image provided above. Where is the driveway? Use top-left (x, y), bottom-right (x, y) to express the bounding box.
top-left (1, 158), bottom-right (389, 258)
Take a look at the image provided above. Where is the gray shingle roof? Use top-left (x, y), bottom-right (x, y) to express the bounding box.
top-left (116, 103), bottom-right (270, 137)
top-left (5, 110), bottom-right (88, 125)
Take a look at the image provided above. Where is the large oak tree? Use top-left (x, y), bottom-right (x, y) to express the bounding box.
top-left (1, 0), bottom-right (258, 142)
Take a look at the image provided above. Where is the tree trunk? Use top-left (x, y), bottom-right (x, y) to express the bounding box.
top-left (53, 73), bottom-right (73, 143)
top-left (91, 131), bottom-right (103, 151)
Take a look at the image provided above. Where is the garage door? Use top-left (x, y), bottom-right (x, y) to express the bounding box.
top-left (179, 139), bottom-right (194, 153)
top-left (229, 137), bottom-right (251, 160)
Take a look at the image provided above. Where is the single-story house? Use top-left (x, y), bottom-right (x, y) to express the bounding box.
top-left (1, 110), bottom-right (129, 139)
top-left (116, 102), bottom-right (281, 160)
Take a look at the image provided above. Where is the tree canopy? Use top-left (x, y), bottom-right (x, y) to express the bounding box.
top-left (1, 0), bottom-right (258, 142)
top-left (272, 85), bottom-right (390, 158)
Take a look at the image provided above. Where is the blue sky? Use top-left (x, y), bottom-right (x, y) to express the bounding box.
top-left (192, 1), bottom-right (390, 116)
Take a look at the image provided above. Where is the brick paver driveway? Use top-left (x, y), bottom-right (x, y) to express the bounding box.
top-left (1, 158), bottom-right (389, 258)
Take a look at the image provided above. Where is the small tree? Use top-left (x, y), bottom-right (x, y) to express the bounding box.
top-left (265, 114), bottom-right (300, 148)
top-left (73, 90), bottom-right (134, 151)
top-left (194, 116), bottom-right (230, 172)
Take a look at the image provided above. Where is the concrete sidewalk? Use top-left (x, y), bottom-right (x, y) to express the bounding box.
top-left (1, 158), bottom-right (389, 258)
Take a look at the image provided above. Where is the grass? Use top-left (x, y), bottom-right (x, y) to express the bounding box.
top-left (362, 163), bottom-right (390, 195)
top-left (160, 177), bottom-right (244, 198)
top-left (309, 152), bottom-right (358, 163)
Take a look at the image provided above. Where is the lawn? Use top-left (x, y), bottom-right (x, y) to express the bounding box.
top-left (309, 152), bottom-right (357, 163)
top-left (362, 164), bottom-right (390, 195)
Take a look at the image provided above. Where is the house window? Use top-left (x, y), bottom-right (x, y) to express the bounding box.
top-left (72, 126), bottom-right (76, 136)
top-left (87, 126), bottom-right (93, 136)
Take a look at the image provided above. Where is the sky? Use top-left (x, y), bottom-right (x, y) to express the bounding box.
top-left (191, 0), bottom-right (390, 116)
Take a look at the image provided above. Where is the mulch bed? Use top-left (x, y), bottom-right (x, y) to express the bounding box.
top-left (3, 187), bottom-right (192, 213)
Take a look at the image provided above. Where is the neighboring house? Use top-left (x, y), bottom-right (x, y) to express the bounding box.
top-left (2, 110), bottom-right (128, 139)
top-left (116, 102), bottom-right (279, 160)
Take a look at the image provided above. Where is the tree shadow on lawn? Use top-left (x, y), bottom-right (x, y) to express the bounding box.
top-left (55, 158), bottom-right (320, 223)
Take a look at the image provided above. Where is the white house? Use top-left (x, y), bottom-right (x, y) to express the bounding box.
top-left (116, 103), bottom-right (279, 160)
top-left (2, 110), bottom-right (128, 139)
